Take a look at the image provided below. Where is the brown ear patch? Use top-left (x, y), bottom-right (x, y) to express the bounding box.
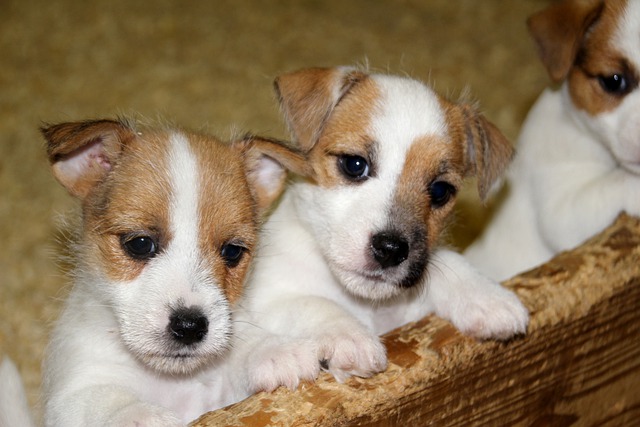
top-left (274, 67), bottom-right (367, 152)
top-left (527, 0), bottom-right (605, 82)
top-left (42, 119), bottom-right (137, 199)
top-left (231, 135), bottom-right (310, 215)
top-left (442, 100), bottom-right (514, 200)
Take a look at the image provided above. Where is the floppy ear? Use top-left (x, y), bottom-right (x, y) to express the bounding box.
top-left (273, 66), bottom-right (367, 152)
top-left (42, 119), bottom-right (136, 200)
top-left (527, 0), bottom-right (604, 82)
top-left (460, 106), bottom-right (514, 201)
top-left (236, 135), bottom-right (309, 215)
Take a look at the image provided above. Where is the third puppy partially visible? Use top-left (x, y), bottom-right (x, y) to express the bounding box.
top-left (235, 67), bottom-right (529, 393)
top-left (466, 0), bottom-right (640, 280)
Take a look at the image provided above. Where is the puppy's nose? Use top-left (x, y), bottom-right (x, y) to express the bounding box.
top-left (371, 232), bottom-right (409, 268)
top-left (169, 307), bottom-right (209, 345)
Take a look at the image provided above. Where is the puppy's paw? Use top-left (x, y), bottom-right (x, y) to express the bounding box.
top-left (106, 402), bottom-right (184, 427)
top-left (245, 336), bottom-right (321, 393)
top-left (317, 329), bottom-right (388, 383)
top-left (451, 283), bottom-right (529, 340)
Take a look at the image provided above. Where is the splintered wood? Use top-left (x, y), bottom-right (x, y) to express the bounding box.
top-left (193, 214), bottom-right (640, 426)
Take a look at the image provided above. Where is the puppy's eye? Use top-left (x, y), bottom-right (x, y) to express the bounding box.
top-left (429, 181), bottom-right (456, 208)
top-left (121, 235), bottom-right (158, 260)
top-left (220, 243), bottom-right (245, 268)
top-left (338, 155), bottom-right (370, 180)
top-left (598, 73), bottom-right (629, 95)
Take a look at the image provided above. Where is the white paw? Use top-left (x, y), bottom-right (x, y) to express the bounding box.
top-left (316, 329), bottom-right (388, 383)
top-left (246, 335), bottom-right (321, 392)
top-left (106, 402), bottom-right (184, 427)
top-left (450, 283), bottom-right (529, 340)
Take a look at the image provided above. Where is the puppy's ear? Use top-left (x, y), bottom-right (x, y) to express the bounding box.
top-left (274, 66), bottom-right (367, 152)
top-left (460, 106), bottom-right (514, 201)
top-left (527, 0), bottom-right (604, 82)
top-left (236, 135), bottom-right (309, 215)
top-left (42, 119), bottom-right (136, 200)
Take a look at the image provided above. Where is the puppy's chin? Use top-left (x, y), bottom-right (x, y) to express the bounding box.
top-left (332, 261), bottom-right (427, 301)
top-left (139, 351), bottom-right (221, 376)
top-left (131, 341), bottom-right (230, 376)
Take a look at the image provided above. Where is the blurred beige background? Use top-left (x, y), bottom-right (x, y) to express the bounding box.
top-left (0, 0), bottom-right (551, 419)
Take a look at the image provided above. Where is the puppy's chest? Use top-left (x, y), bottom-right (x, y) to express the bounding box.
top-left (135, 371), bottom-right (229, 420)
top-left (346, 299), bottom-right (414, 335)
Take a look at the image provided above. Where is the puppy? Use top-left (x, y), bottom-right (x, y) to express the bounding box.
top-left (233, 67), bottom-right (529, 393)
top-left (1, 118), bottom-right (305, 427)
top-left (465, 0), bottom-right (640, 281)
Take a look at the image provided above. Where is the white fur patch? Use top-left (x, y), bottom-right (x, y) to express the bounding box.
top-left (110, 132), bottom-right (231, 374)
top-left (615, 1), bottom-right (640, 63)
top-left (295, 75), bottom-right (447, 299)
top-left (605, 0), bottom-right (640, 171)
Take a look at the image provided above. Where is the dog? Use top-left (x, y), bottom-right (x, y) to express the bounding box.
top-left (0, 118), bottom-right (306, 427)
top-left (465, 0), bottom-right (640, 281)
top-left (230, 67), bottom-right (529, 393)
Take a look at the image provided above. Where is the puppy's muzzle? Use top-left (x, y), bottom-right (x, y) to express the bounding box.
top-left (168, 306), bottom-right (209, 346)
top-left (371, 232), bottom-right (409, 268)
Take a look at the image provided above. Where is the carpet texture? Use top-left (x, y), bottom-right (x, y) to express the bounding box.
top-left (0, 0), bottom-right (551, 420)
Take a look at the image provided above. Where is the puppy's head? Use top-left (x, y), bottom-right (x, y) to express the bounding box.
top-left (275, 67), bottom-right (513, 300)
top-left (43, 118), bottom-right (304, 374)
top-left (529, 0), bottom-right (640, 173)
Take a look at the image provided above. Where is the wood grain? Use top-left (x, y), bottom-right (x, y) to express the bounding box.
top-left (193, 214), bottom-right (640, 426)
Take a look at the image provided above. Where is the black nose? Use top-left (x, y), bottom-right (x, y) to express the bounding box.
top-left (168, 307), bottom-right (209, 345)
top-left (371, 232), bottom-right (409, 268)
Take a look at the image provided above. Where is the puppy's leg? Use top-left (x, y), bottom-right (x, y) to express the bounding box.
top-left (536, 166), bottom-right (640, 254)
top-left (426, 249), bottom-right (529, 340)
top-left (238, 296), bottom-right (387, 391)
top-left (0, 357), bottom-right (34, 427)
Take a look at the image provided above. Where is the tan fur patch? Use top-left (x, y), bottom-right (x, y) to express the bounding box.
top-left (81, 129), bottom-right (260, 304)
top-left (309, 76), bottom-right (381, 187)
top-left (191, 133), bottom-right (258, 304)
top-left (276, 67), bottom-right (367, 152)
top-left (440, 96), bottom-right (513, 199)
top-left (393, 135), bottom-right (465, 249)
top-left (528, 0), bottom-right (605, 82)
top-left (238, 136), bottom-right (308, 215)
top-left (45, 119), bottom-right (136, 199)
top-left (570, 0), bottom-right (633, 114)
top-left (82, 130), bottom-right (173, 283)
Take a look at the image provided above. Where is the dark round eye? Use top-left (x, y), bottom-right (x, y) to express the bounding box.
top-left (429, 181), bottom-right (456, 208)
top-left (338, 155), bottom-right (370, 180)
top-left (121, 235), bottom-right (158, 260)
top-left (221, 243), bottom-right (245, 268)
top-left (598, 73), bottom-right (629, 95)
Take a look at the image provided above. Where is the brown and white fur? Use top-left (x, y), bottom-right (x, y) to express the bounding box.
top-left (232, 67), bottom-right (529, 393)
top-left (465, 0), bottom-right (640, 281)
top-left (0, 119), bottom-right (305, 427)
